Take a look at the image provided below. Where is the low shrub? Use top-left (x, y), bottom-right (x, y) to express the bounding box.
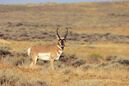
top-left (87, 53), bottom-right (103, 64)
top-left (0, 46), bottom-right (12, 57)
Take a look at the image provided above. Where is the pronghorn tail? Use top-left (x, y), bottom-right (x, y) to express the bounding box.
top-left (27, 48), bottom-right (31, 56)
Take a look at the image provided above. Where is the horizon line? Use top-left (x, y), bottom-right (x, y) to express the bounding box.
top-left (0, 1), bottom-right (126, 5)
top-left (0, 0), bottom-right (126, 5)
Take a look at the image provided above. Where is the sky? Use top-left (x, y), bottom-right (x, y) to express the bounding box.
top-left (0, 0), bottom-right (125, 4)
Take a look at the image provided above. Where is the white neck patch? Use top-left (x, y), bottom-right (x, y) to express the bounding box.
top-left (57, 45), bottom-right (62, 50)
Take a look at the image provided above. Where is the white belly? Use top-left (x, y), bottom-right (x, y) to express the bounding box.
top-left (37, 52), bottom-right (62, 61)
top-left (38, 53), bottom-right (50, 60)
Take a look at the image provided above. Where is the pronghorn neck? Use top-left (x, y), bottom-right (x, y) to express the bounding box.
top-left (57, 42), bottom-right (64, 50)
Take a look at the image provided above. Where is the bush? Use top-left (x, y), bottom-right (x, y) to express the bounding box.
top-left (0, 75), bottom-right (48, 86)
top-left (72, 59), bottom-right (86, 67)
top-left (0, 75), bottom-right (18, 86)
top-left (0, 46), bottom-right (12, 57)
top-left (90, 53), bottom-right (102, 58)
top-left (87, 53), bottom-right (103, 64)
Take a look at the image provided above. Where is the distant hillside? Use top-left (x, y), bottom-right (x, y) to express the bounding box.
top-left (0, 2), bottom-right (129, 28)
top-left (0, 2), bottom-right (129, 41)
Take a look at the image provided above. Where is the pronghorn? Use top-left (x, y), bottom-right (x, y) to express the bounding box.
top-left (27, 28), bottom-right (68, 70)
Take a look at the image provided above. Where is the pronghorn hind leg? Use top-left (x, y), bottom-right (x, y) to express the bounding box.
top-left (30, 56), bottom-right (37, 68)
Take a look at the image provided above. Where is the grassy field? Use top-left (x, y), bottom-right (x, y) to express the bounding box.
top-left (0, 1), bottom-right (129, 86)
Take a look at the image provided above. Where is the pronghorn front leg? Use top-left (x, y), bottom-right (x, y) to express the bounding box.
top-left (50, 58), bottom-right (55, 70)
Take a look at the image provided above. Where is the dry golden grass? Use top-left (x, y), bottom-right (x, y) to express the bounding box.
top-left (0, 39), bottom-right (129, 86)
top-left (1, 39), bottom-right (129, 58)
top-left (65, 41), bottom-right (129, 59)
top-left (0, 63), bottom-right (128, 86)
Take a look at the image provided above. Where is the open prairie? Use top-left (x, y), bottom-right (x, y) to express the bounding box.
top-left (0, 1), bottom-right (129, 86)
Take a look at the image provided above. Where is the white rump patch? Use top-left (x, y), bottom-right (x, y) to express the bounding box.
top-left (27, 48), bottom-right (31, 56)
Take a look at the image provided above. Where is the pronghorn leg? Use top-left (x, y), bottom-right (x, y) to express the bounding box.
top-left (30, 56), bottom-right (37, 68)
top-left (50, 58), bottom-right (54, 70)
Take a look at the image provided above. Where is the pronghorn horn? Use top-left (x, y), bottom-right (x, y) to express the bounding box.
top-left (64, 27), bottom-right (68, 39)
top-left (56, 28), bottom-right (61, 39)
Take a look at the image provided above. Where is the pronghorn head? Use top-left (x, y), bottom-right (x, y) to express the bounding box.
top-left (56, 28), bottom-right (68, 50)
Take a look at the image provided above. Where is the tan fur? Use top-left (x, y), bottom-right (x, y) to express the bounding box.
top-left (29, 43), bottom-right (62, 70)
